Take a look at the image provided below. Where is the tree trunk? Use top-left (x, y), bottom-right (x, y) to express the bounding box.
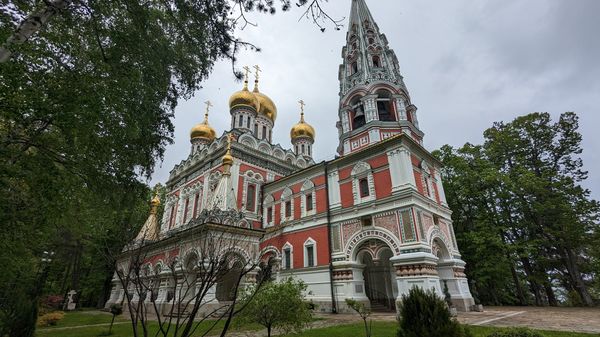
top-left (0, 0), bottom-right (72, 62)
top-left (509, 260), bottom-right (527, 305)
top-left (267, 325), bottom-right (271, 337)
top-left (543, 282), bottom-right (558, 307)
top-left (563, 247), bottom-right (594, 306)
top-left (520, 257), bottom-right (544, 306)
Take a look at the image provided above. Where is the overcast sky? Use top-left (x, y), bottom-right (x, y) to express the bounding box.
top-left (150, 0), bottom-right (599, 200)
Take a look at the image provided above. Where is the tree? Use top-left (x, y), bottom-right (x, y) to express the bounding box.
top-left (237, 278), bottom-right (313, 337)
top-left (435, 112), bottom-right (599, 307)
top-left (345, 299), bottom-right (372, 337)
top-left (0, 1), bottom-right (341, 335)
top-left (396, 287), bottom-right (472, 337)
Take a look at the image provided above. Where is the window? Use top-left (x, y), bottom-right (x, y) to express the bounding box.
top-left (308, 146), bottom-right (311, 156)
top-left (246, 184), bottom-right (256, 212)
top-left (361, 216), bottom-right (372, 227)
top-left (306, 194), bottom-right (313, 211)
top-left (254, 123), bottom-right (258, 135)
top-left (169, 205), bottom-right (176, 228)
top-left (373, 55), bottom-right (381, 67)
top-left (193, 193), bottom-right (200, 218)
top-left (351, 61), bottom-right (358, 75)
top-left (285, 200), bottom-right (292, 218)
top-left (238, 116), bottom-right (243, 127)
top-left (269, 129), bottom-right (272, 142)
top-left (306, 245), bottom-right (315, 267)
top-left (352, 106), bottom-right (366, 129)
top-left (283, 248), bottom-right (292, 269)
top-left (301, 144), bottom-right (305, 154)
top-left (247, 117), bottom-right (251, 129)
top-left (368, 37), bottom-right (375, 44)
top-left (183, 198), bottom-right (189, 223)
top-left (262, 126), bottom-right (267, 140)
top-left (359, 178), bottom-right (370, 197)
top-left (267, 207), bottom-right (272, 223)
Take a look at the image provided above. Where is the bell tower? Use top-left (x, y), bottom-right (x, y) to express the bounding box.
top-left (337, 0), bottom-right (423, 156)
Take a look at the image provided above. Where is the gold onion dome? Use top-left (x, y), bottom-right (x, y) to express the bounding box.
top-left (190, 102), bottom-right (216, 141)
top-left (229, 79), bottom-right (260, 111)
top-left (253, 88), bottom-right (278, 123)
top-left (291, 109), bottom-right (315, 141)
top-left (150, 193), bottom-right (161, 214)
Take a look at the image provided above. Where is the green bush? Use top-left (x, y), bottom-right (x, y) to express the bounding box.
top-left (396, 287), bottom-right (472, 337)
top-left (487, 327), bottom-right (546, 337)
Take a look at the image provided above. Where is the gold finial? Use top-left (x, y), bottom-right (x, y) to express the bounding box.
top-left (150, 190), bottom-right (161, 215)
top-left (203, 100), bottom-right (212, 123)
top-left (253, 65), bottom-right (261, 92)
top-left (298, 100), bottom-right (306, 122)
top-left (222, 133), bottom-right (235, 170)
top-left (242, 66), bottom-right (250, 89)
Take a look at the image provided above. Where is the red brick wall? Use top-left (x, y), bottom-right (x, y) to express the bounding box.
top-left (260, 225), bottom-right (329, 268)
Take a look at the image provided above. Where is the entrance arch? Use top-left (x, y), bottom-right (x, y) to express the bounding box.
top-left (356, 239), bottom-right (396, 311)
top-left (215, 254), bottom-right (244, 302)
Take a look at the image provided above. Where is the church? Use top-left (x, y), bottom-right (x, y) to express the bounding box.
top-left (105, 0), bottom-right (475, 314)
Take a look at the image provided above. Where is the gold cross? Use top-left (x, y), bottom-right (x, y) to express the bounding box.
top-left (204, 100), bottom-right (213, 114)
top-left (243, 66), bottom-right (251, 81)
top-left (253, 65), bottom-right (262, 81)
top-left (227, 133), bottom-right (234, 150)
top-left (298, 100), bottom-right (306, 114)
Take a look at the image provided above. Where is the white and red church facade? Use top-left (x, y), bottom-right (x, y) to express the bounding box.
top-left (106, 0), bottom-right (475, 313)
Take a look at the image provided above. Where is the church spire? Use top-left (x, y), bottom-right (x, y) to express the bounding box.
top-left (336, 0), bottom-right (423, 156)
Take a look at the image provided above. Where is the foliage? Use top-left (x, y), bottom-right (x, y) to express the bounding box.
top-left (237, 278), bottom-right (313, 337)
top-left (0, 0), bottom-right (339, 335)
top-left (396, 287), bottom-right (473, 337)
top-left (37, 311), bottom-right (65, 327)
top-left (435, 112), bottom-right (599, 306)
top-left (486, 327), bottom-right (546, 337)
top-left (345, 299), bottom-right (372, 337)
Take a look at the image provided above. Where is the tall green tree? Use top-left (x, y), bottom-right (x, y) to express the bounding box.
top-left (436, 112), bottom-right (599, 307)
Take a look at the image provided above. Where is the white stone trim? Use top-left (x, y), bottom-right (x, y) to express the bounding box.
top-left (282, 242), bottom-right (294, 270)
top-left (351, 161), bottom-right (376, 204)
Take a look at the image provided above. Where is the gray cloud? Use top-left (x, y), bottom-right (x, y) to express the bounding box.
top-left (150, 0), bottom-right (599, 199)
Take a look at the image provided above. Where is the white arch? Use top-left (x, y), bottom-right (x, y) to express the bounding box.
top-left (345, 227), bottom-right (402, 261)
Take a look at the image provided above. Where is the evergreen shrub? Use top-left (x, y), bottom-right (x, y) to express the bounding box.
top-left (396, 287), bottom-right (472, 337)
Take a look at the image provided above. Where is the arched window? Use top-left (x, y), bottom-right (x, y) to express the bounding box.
top-left (281, 188), bottom-right (294, 222)
top-left (351, 61), bottom-right (358, 75)
top-left (238, 116), bottom-right (243, 127)
top-left (304, 238), bottom-right (317, 267)
top-left (254, 123), bottom-right (258, 135)
top-left (352, 161), bottom-right (375, 204)
top-left (372, 55), bottom-right (381, 68)
top-left (359, 178), bottom-right (369, 197)
top-left (350, 96), bottom-right (366, 129)
top-left (301, 144), bottom-right (305, 154)
top-left (246, 184), bottom-right (256, 211)
top-left (246, 117), bottom-right (251, 129)
top-left (262, 126), bottom-right (267, 140)
top-left (368, 37), bottom-right (375, 45)
top-left (283, 243), bottom-right (293, 270)
top-left (376, 90), bottom-right (395, 121)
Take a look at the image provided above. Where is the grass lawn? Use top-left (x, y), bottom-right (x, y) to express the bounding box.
top-left (36, 311), bottom-right (260, 337)
top-left (278, 322), bottom-right (598, 337)
top-left (36, 312), bottom-right (598, 337)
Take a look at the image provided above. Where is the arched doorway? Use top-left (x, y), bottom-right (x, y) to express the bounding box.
top-left (215, 254), bottom-right (244, 302)
top-left (356, 239), bottom-right (396, 311)
top-left (433, 239), bottom-right (454, 299)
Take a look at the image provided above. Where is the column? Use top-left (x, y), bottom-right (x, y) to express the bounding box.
top-left (387, 147), bottom-right (416, 192)
top-left (390, 252), bottom-right (442, 305)
top-left (435, 171), bottom-right (448, 205)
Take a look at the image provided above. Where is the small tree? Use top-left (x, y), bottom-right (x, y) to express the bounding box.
top-left (108, 304), bottom-right (123, 334)
top-left (345, 299), bottom-right (372, 337)
top-left (236, 278), bottom-right (313, 337)
top-left (397, 287), bottom-right (472, 337)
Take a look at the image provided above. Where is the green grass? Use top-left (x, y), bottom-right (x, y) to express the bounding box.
top-left (35, 311), bottom-right (261, 337)
top-left (40, 310), bottom-right (127, 328)
top-left (36, 312), bottom-right (599, 337)
top-left (278, 322), bottom-right (598, 337)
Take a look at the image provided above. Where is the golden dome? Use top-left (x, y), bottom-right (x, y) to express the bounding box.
top-left (150, 193), bottom-right (160, 214)
top-left (253, 88), bottom-right (277, 123)
top-left (291, 112), bottom-right (315, 141)
top-left (229, 80), bottom-right (260, 111)
top-left (190, 111), bottom-right (216, 141)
